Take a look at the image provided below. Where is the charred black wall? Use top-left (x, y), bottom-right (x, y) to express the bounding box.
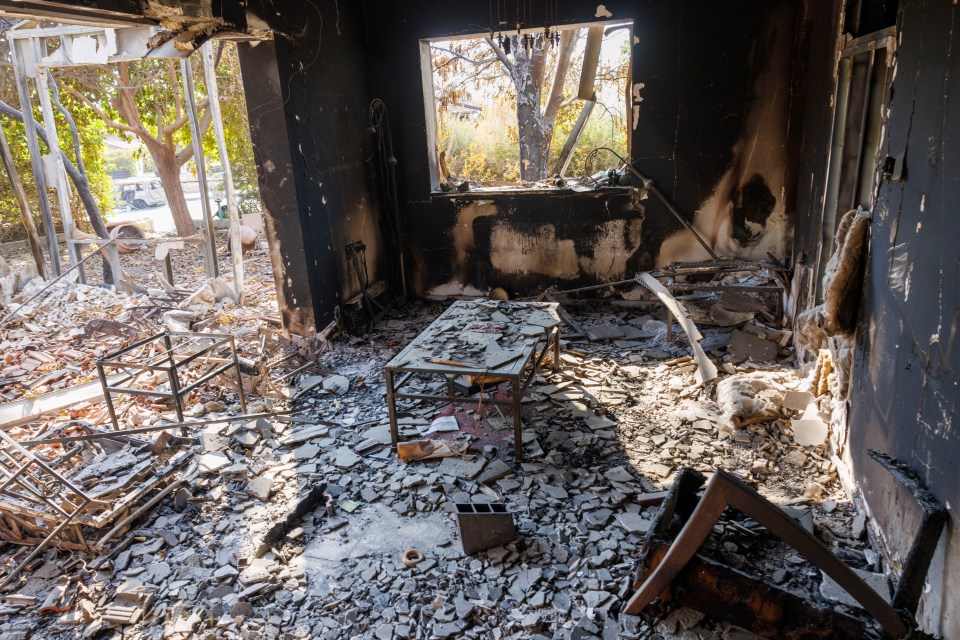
top-left (362, 0), bottom-right (803, 299)
top-left (237, 39), bottom-right (317, 335)
top-left (841, 1), bottom-right (960, 634)
top-left (794, 0), bottom-right (960, 634)
top-left (239, 0), bottom-right (387, 333)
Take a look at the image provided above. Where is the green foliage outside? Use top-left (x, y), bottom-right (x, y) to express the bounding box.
top-left (432, 26), bottom-right (630, 185)
top-left (440, 97), bottom-right (628, 183)
top-left (0, 72), bottom-right (114, 241)
top-left (0, 37), bottom-right (260, 242)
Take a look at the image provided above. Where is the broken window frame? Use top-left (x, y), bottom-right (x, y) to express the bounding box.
top-left (815, 27), bottom-right (895, 301)
top-left (418, 19), bottom-right (633, 194)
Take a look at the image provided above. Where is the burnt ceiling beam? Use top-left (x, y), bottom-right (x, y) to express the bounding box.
top-left (0, 0), bottom-right (155, 27)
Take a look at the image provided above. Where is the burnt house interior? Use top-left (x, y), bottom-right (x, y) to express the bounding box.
top-left (0, 0), bottom-right (957, 639)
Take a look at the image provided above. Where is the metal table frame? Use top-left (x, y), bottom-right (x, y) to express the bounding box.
top-left (96, 331), bottom-right (247, 432)
top-left (384, 303), bottom-right (561, 461)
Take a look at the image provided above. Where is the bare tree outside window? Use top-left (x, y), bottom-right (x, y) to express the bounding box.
top-left (427, 21), bottom-right (631, 189)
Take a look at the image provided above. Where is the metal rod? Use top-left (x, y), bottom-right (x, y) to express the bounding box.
top-left (230, 336), bottom-right (248, 414)
top-left (548, 278), bottom-right (636, 296)
top-left (20, 409), bottom-right (307, 447)
top-left (34, 58), bottom-right (83, 278)
top-left (202, 41), bottom-right (244, 300)
top-left (8, 36), bottom-right (60, 276)
top-left (587, 147), bottom-right (720, 260)
top-left (180, 57), bottom-right (218, 279)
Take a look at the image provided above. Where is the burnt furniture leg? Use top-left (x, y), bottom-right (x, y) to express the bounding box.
top-left (385, 369), bottom-right (399, 448)
top-left (624, 469), bottom-right (909, 639)
top-left (512, 377), bottom-right (523, 461)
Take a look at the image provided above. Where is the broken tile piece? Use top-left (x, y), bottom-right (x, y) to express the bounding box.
top-left (333, 447), bottom-right (361, 468)
top-left (586, 324), bottom-right (625, 341)
top-left (423, 415), bottom-right (459, 435)
top-left (585, 415), bottom-right (617, 430)
top-left (728, 329), bottom-right (779, 362)
top-left (322, 374), bottom-right (350, 394)
top-left (246, 476), bottom-right (273, 501)
top-left (616, 512), bottom-right (651, 534)
top-left (197, 451), bottom-right (230, 473)
top-left (437, 455), bottom-right (486, 479)
top-left (819, 568), bottom-right (890, 607)
top-left (477, 459), bottom-right (513, 484)
top-left (293, 443), bottom-right (320, 460)
top-left (604, 466), bottom-right (634, 483)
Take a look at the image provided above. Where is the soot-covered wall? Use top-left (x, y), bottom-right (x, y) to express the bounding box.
top-left (838, 1), bottom-right (960, 635)
top-left (238, 0), bottom-right (387, 334)
top-left (363, 0), bottom-right (803, 298)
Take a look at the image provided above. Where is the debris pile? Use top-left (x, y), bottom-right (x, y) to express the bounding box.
top-left (0, 245), bottom-right (910, 640)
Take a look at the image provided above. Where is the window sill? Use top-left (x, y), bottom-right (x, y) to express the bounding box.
top-left (429, 185), bottom-right (633, 199)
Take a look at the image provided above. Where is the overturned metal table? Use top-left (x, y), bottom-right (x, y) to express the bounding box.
top-left (384, 300), bottom-right (561, 460)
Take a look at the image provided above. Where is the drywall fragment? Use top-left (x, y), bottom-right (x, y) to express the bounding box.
top-left (636, 273), bottom-right (718, 384)
top-left (781, 390), bottom-right (815, 412)
top-left (595, 4), bottom-right (613, 17)
top-left (792, 408), bottom-right (829, 447)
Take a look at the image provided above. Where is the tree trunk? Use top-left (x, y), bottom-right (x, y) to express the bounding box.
top-left (508, 39), bottom-right (548, 182)
top-left (516, 94), bottom-right (548, 181)
top-left (152, 146), bottom-right (196, 236)
top-left (499, 31), bottom-right (577, 182)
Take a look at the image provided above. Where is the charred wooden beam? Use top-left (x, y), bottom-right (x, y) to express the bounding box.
top-left (636, 540), bottom-right (866, 640)
top-left (627, 468), bottom-right (911, 639)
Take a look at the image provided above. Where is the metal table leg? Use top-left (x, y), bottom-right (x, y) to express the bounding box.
top-left (97, 361), bottom-right (120, 431)
top-left (386, 369), bottom-right (399, 448)
top-left (512, 376), bottom-right (523, 461)
top-left (552, 328), bottom-right (561, 371)
top-left (230, 336), bottom-right (248, 414)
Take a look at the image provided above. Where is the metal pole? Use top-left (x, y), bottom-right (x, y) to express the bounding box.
top-left (34, 56), bottom-right (83, 280)
top-left (180, 57), bottom-right (219, 279)
top-left (8, 36), bottom-right (61, 276)
top-left (202, 42), bottom-right (244, 300)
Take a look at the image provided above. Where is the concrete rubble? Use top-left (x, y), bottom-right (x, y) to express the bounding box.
top-left (0, 246), bottom-right (881, 640)
top-left (0, 247), bottom-right (893, 640)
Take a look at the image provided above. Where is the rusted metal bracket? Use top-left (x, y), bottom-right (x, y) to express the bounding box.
top-left (624, 468), bottom-right (911, 640)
